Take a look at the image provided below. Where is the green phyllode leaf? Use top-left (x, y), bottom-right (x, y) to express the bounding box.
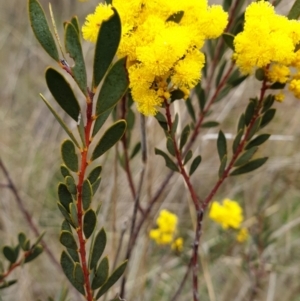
top-left (166, 11), bottom-right (184, 23)
top-left (245, 134), bottom-right (271, 150)
top-left (218, 154), bottom-right (227, 178)
top-left (60, 251), bottom-right (85, 295)
top-left (83, 209), bottom-right (97, 239)
top-left (91, 120), bottom-right (127, 161)
top-left (89, 228), bottom-right (107, 270)
top-left (166, 137), bottom-right (176, 157)
top-left (40, 94), bottom-right (80, 148)
top-left (28, 0), bottom-right (59, 61)
top-left (73, 263), bottom-right (84, 284)
top-left (179, 125), bottom-right (190, 150)
top-left (61, 140), bottom-right (78, 172)
top-left (234, 147), bottom-right (258, 167)
top-left (24, 245), bottom-right (43, 263)
top-left (61, 165), bottom-right (71, 178)
top-left (0, 279), bottom-right (18, 290)
top-left (154, 148), bottom-right (179, 172)
top-left (217, 130), bottom-right (227, 161)
top-left (93, 8), bottom-right (122, 89)
top-left (96, 261), bottom-right (128, 299)
top-left (189, 155), bottom-right (202, 176)
top-left (3, 246), bottom-right (17, 264)
top-left (91, 257), bottom-right (109, 290)
top-left (183, 150), bottom-right (193, 165)
top-left (154, 111), bottom-right (168, 131)
top-left (260, 108), bottom-right (276, 129)
top-left (58, 183), bottom-right (73, 212)
top-left (65, 176), bottom-right (77, 195)
top-left (82, 179), bottom-right (92, 211)
top-left (222, 33), bottom-right (235, 50)
top-left (45, 68), bottom-right (81, 121)
top-left (65, 23), bottom-right (87, 95)
top-left (60, 231), bottom-right (77, 250)
top-left (92, 109), bottom-right (114, 138)
top-left (230, 157), bottom-right (268, 176)
top-left (95, 57), bottom-right (129, 117)
top-left (87, 166), bottom-right (102, 184)
top-left (288, 0), bottom-right (300, 20)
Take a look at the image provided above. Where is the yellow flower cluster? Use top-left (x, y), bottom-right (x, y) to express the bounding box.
top-left (82, 1), bottom-right (228, 115)
top-left (233, 1), bottom-right (300, 101)
top-left (149, 209), bottom-right (183, 251)
top-left (209, 198), bottom-right (249, 243)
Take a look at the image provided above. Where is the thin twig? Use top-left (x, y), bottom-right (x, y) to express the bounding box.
top-left (0, 158), bottom-right (60, 270)
top-left (120, 114), bottom-right (147, 298)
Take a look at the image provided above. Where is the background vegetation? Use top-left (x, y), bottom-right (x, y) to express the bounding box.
top-left (1, 0), bottom-right (300, 300)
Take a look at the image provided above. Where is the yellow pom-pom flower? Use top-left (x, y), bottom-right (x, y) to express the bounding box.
top-left (82, 0), bottom-right (228, 115)
top-left (236, 228), bottom-right (249, 243)
top-left (209, 198), bottom-right (243, 230)
top-left (149, 209), bottom-right (183, 250)
top-left (233, 1), bottom-right (300, 74)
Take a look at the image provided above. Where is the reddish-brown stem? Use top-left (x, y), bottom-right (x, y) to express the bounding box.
top-left (75, 93), bottom-right (95, 301)
top-left (0, 248), bottom-right (39, 283)
top-left (186, 62), bottom-right (235, 155)
top-left (0, 159), bottom-right (60, 270)
top-left (171, 78), bottom-right (269, 301)
top-left (119, 96), bottom-right (144, 214)
top-left (120, 62), bottom-right (236, 299)
top-left (164, 100), bottom-right (202, 301)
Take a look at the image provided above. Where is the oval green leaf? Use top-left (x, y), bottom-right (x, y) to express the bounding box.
top-left (58, 183), bottom-right (73, 212)
top-left (83, 209), bottom-right (97, 239)
top-left (89, 228), bottom-right (107, 270)
top-left (65, 23), bottom-right (87, 95)
top-left (218, 155), bottom-right (227, 178)
top-left (87, 166), bottom-right (102, 184)
top-left (28, 0), bottom-right (59, 61)
top-left (217, 130), bottom-right (227, 161)
top-left (73, 263), bottom-right (84, 284)
top-left (91, 120), bottom-right (127, 161)
top-left (3, 246), bottom-right (17, 264)
top-left (60, 231), bottom-right (77, 250)
top-left (222, 33), bottom-right (235, 50)
top-left (60, 251), bottom-right (85, 295)
top-left (24, 245), bottom-right (43, 263)
top-left (245, 134), bottom-right (270, 150)
top-left (40, 94), bottom-right (80, 148)
top-left (234, 147), bottom-right (258, 167)
top-left (189, 155), bottom-right (201, 176)
top-left (230, 157), bottom-right (268, 176)
top-left (45, 68), bottom-right (81, 121)
top-left (93, 8), bottom-right (122, 89)
top-left (65, 176), bottom-right (77, 195)
top-left (82, 179), bottom-right (92, 211)
top-left (96, 260), bottom-right (127, 299)
top-left (91, 256), bottom-right (109, 290)
top-left (61, 140), bottom-right (78, 172)
top-left (154, 148), bottom-right (179, 172)
top-left (96, 57), bottom-right (129, 116)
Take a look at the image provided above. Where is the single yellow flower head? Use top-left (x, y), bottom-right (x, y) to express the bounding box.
top-left (82, 3), bottom-right (114, 43)
top-left (233, 1), bottom-right (300, 74)
top-left (267, 64), bottom-right (290, 84)
top-left (209, 198), bottom-right (244, 230)
top-left (171, 237), bottom-right (184, 252)
top-left (289, 79), bottom-right (300, 98)
top-left (275, 92), bottom-right (285, 103)
top-left (149, 209), bottom-right (179, 245)
top-left (236, 228), bottom-right (249, 243)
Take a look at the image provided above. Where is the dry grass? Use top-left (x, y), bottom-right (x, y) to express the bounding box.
top-left (1, 1), bottom-right (300, 301)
